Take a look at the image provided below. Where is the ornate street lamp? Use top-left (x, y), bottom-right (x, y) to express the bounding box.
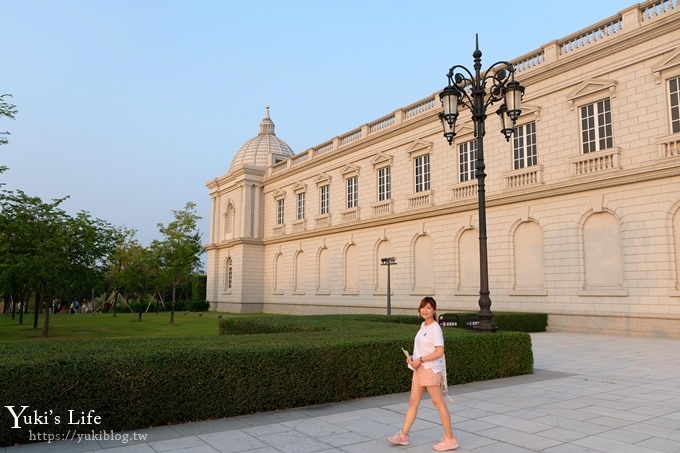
top-left (439, 35), bottom-right (525, 332)
top-left (380, 257), bottom-right (397, 315)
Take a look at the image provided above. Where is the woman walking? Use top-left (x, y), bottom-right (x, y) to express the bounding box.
top-left (387, 296), bottom-right (458, 451)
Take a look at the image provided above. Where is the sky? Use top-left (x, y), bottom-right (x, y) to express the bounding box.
top-left (2, 0), bottom-right (635, 246)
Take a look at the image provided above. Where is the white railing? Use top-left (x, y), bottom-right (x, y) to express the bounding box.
top-left (560, 17), bottom-right (623, 55)
top-left (505, 166), bottom-right (544, 189)
top-left (341, 208), bottom-right (359, 223)
top-left (292, 220), bottom-right (306, 233)
top-left (340, 129), bottom-right (362, 145)
top-left (407, 191), bottom-right (433, 209)
top-left (369, 115), bottom-right (395, 133)
top-left (570, 148), bottom-right (621, 176)
top-left (658, 135), bottom-right (680, 158)
top-left (266, 1), bottom-right (677, 176)
top-left (371, 200), bottom-right (392, 217)
top-left (272, 224), bottom-right (285, 235)
top-left (641, 0), bottom-right (678, 21)
top-left (513, 51), bottom-right (545, 73)
top-left (315, 214), bottom-right (331, 227)
top-left (451, 181), bottom-right (477, 200)
top-left (405, 98), bottom-right (437, 118)
top-left (316, 141), bottom-right (333, 155)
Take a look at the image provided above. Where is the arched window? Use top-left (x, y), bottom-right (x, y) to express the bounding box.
top-left (583, 212), bottom-right (623, 289)
top-left (317, 247), bottom-right (330, 294)
top-left (458, 228), bottom-right (479, 292)
top-left (344, 244), bottom-right (359, 294)
top-left (224, 203), bottom-right (235, 239)
top-left (514, 221), bottom-right (545, 290)
top-left (413, 235), bottom-right (433, 293)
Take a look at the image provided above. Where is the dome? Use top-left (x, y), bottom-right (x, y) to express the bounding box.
top-left (229, 106), bottom-right (295, 171)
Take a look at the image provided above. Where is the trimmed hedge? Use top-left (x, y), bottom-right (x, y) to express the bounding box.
top-left (0, 315), bottom-right (533, 447)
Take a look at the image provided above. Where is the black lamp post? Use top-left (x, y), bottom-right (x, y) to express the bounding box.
top-left (381, 257), bottom-right (397, 315)
top-left (439, 35), bottom-right (525, 332)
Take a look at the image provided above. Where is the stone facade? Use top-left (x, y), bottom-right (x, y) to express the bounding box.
top-left (206, 0), bottom-right (680, 337)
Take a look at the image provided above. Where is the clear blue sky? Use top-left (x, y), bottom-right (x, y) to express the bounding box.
top-left (2, 0), bottom-right (633, 246)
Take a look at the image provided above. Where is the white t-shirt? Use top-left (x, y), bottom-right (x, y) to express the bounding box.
top-left (412, 321), bottom-right (444, 374)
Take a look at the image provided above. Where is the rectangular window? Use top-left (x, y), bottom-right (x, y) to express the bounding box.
top-left (414, 154), bottom-right (430, 192)
top-left (346, 176), bottom-right (358, 209)
top-left (319, 185), bottom-right (329, 215)
top-left (377, 166), bottom-right (391, 201)
top-left (670, 76), bottom-right (680, 134)
top-left (296, 192), bottom-right (305, 220)
top-left (226, 257), bottom-right (233, 290)
top-left (458, 140), bottom-right (477, 182)
top-left (580, 98), bottom-right (612, 153)
top-left (276, 199), bottom-right (284, 225)
top-left (513, 121), bottom-right (537, 170)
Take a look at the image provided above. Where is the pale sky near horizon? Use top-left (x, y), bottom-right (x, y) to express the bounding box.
top-left (2, 0), bottom-right (634, 247)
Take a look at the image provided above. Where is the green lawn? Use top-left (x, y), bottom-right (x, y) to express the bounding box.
top-left (0, 311), bottom-right (227, 341)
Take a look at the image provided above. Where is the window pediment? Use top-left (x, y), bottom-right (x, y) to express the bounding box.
top-left (567, 79), bottom-right (617, 110)
top-left (450, 124), bottom-right (475, 143)
top-left (314, 173), bottom-right (331, 186)
top-left (273, 189), bottom-right (286, 200)
top-left (370, 152), bottom-right (393, 168)
top-left (517, 104), bottom-right (541, 122)
top-left (341, 164), bottom-right (360, 177)
top-left (653, 47), bottom-right (680, 84)
top-left (292, 182), bottom-right (307, 193)
top-left (406, 139), bottom-right (433, 157)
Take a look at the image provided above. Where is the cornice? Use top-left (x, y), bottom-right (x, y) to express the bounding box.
top-left (263, 111), bottom-right (440, 185)
top-left (203, 237), bottom-right (265, 250)
top-left (519, 13), bottom-right (680, 88)
top-left (262, 161), bottom-right (680, 245)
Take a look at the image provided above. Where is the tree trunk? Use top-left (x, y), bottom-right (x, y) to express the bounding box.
top-left (32, 292), bottom-right (40, 329)
top-left (137, 288), bottom-right (144, 321)
top-left (170, 284), bottom-right (176, 324)
top-left (11, 294), bottom-right (16, 321)
top-left (16, 296), bottom-right (22, 324)
top-left (113, 290), bottom-right (118, 318)
top-left (42, 298), bottom-right (50, 337)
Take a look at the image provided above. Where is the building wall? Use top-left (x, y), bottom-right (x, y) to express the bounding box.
top-left (206, 1), bottom-right (680, 337)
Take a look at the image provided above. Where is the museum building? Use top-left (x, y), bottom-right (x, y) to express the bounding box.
top-left (205, 0), bottom-right (680, 337)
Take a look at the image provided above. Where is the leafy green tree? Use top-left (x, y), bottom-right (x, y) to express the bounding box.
top-left (152, 202), bottom-right (203, 324)
top-left (0, 191), bottom-right (70, 331)
top-left (106, 229), bottom-right (159, 320)
top-left (1, 94), bottom-right (18, 179)
top-left (0, 94), bottom-right (17, 148)
top-left (0, 190), bottom-right (117, 336)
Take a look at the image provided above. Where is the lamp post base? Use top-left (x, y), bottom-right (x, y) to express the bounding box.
top-left (473, 317), bottom-right (497, 332)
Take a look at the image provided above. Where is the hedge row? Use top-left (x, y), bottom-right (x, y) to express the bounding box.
top-left (0, 315), bottom-right (534, 447)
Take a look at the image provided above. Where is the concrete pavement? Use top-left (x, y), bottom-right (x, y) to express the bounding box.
top-left (4, 332), bottom-right (680, 452)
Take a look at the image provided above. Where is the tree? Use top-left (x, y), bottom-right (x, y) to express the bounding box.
top-left (0, 94), bottom-right (17, 147)
top-left (0, 190), bottom-right (117, 336)
top-left (106, 229), bottom-right (159, 321)
top-left (152, 202), bottom-right (203, 324)
top-left (1, 94), bottom-right (18, 179)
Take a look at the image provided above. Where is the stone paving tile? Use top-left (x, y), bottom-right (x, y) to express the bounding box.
top-left (636, 436), bottom-right (680, 453)
top-left (475, 425), bottom-right (563, 451)
top-left (6, 333), bottom-right (680, 453)
top-left (198, 430), bottom-right (266, 453)
top-left (572, 433), bottom-right (664, 453)
top-left (148, 436), bottom-right (208, 452)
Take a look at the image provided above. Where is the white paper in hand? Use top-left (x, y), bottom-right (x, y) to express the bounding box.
top-left (401, 348), bottom-right (415, 371)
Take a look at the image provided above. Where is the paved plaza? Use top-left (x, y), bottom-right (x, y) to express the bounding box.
top-left (4, 332), bottom-right (680, 452)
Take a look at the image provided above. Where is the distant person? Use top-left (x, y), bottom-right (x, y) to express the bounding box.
top-left (387, 296), bottom-right (458, 451)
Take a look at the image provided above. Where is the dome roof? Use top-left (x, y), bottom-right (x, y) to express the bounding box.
top-left (230, 106), bottom-right (294, 171)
